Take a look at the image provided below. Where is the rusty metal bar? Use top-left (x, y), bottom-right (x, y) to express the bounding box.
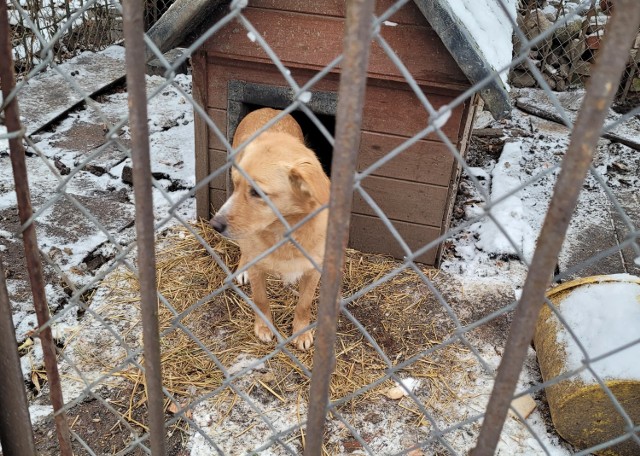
top-left (470, 2), bottom-right (640, 455)
top-left (0, 2), bottom-right (73, 454)
top-left (121, 0), bottom-right (167, 454)
top-left (304, 1), bottom-right (376, 455)
top-left (0, 257), bottom-right (37, 455)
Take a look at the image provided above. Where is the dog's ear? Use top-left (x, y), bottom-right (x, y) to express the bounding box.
top-left (289, 161), bottom-right (330, 206)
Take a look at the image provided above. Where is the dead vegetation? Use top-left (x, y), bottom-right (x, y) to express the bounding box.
top-left (83, 220), bottom-right (476, 450)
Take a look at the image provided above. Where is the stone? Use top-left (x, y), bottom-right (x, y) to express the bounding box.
top-left (547, 51), bottom-right (560, 67)
top-left (510, 71), bottom-right (536, 88)
top-left (556, 77), bottom-right (567, 92)
top-left (146, 48), bottom-right (189, 77)
top-left (572, 60), bottom-right (591, 77)
top-left (568, 38), bottom-right (586, 63)
top-left (554, 15), bottom-right (583, 44)
top-left (543, 73), bottom-right (557, 90)
top-left (585, 33), bottom-right (603, 50)
top-left (508, 394), bottom-right (537, 420)
top-left (522, 9), bottom-right (554, 53)
top-left (386, 386), bottom-right (406, 400)
top-left (122, 165), bottom-right (133, 185)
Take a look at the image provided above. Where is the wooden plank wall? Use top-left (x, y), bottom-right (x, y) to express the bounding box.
top-left (193, 0), bottom-right (475, 265)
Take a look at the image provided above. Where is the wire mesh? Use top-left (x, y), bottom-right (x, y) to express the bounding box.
top-left (512, 0), bottom-right (640, 105)
top-left (6, 0), bottom-right (176, 77)
top-left (1, 0), bottom-right (640, 454)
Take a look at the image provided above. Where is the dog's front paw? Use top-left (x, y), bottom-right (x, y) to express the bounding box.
top-left (292, 331), bottom-right (314, 351)
top-left (236, 270), bottom-right (250, 286)
top-left (254, 320), bottom-right (274, 343)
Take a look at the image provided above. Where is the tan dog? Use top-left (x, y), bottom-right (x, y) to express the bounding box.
top-left (210, 108), bottom-right (330, 350)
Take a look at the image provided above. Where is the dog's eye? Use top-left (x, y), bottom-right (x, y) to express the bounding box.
top-left (249, 188), bottom-right (260, 198)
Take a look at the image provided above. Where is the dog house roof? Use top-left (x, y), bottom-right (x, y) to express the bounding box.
top-left (149, 0), bottom-right (515, 118)
top-left (414, 0), bottom-right (516, 119)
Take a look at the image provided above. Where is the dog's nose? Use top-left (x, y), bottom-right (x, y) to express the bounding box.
top-left (210, 215), bottom-right (227, 234)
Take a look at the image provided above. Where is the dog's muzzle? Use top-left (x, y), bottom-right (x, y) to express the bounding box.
top-left (210, 215), bottom-right (228, 235)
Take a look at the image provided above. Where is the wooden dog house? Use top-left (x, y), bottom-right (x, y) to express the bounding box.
top-left (192, 0), bottom-right (511, 266)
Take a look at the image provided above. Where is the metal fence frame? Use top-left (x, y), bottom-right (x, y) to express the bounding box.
top-left (2, 0), bottom-right (640, 454)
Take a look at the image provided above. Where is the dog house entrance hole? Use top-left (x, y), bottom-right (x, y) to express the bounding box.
top-left (228, 81), bottom-right (337, 177)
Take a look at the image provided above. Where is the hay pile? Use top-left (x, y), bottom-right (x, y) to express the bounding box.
top-left (104, 221), bottom-right (471, 434)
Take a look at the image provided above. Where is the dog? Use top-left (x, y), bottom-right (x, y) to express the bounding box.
top-left (210, 108), bottom-right (330, 350)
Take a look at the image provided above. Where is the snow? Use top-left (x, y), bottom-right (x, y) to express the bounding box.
top-left (7, 0), bottom-right (121, 67)
top-left (298, 90), bottom-right (312, 104)
top-left (0, 125), bottom-right (8, 153)
top-left (443, 97), bottom-right (600, 285)
top-left (396, 377), bottom-right (420, 393)
top-left (0, 229), bottom-right (14, 239)
top-left (1, 45), bottom-right (199, 432)
top-left (475, 141), bottom-right (537, 263)
top-left (541, 4), bottom-right (558, 21)
top-left (28, 404), bottom-right (55, 426)
top-left (462, 349), bottom-right (572, 456)
top-left (4, 38), bottom-right (640, 453)
top-left (432, 106), bottom-right (452, 130)
top-left (448, 0), bottom-right (517, 88)
top-left (227, 354), bottom-right (265, 375)
top-left (386, 377), bottom-right (421, 400)
top-left (554, 276), bottom-right (640, 383)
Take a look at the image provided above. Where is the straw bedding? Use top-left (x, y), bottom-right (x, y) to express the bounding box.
top-left (100, 221), bottom-right (471, 438)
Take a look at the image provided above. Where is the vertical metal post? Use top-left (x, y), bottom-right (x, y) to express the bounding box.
top-left (470, 2), bottom-right (640, 454)
top-left (0, 2), bottom-right (73, 454)
top-left (0, 257), bottom-right (37, 455)
top-left (304, 1), bottom-right (375, 454)
top-left (121, 0), bottom-right (167, 454)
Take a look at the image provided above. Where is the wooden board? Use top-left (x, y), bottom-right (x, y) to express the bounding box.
top-left (516, 92), bottom-right (640, 151)
top-left (361, 83), bottom-right (463, 141)
top-left (12, 46), bottom-right (126, 135)
top-left (204, 60), bottom-right (463, 141)
top-left (192, 50), bottom-right (210, 220)
top-left (438, 93), bottom-right (479, 260)
top-left (207, 149), bottom-right (228, 190)
top-left (204, 7), bottom-right (468, 89)
top-left (358, 132), bottom-right (455, 186)
top-left (209, 188), bottom-right (228, 212)
top-left (248, 0), bottom-right (426, 25)
top-left (206, 108), bottom-right (228, 150)
top-left (353, 176), bottom-right (449, 227)
top-left (349, 214), bottom-right (440, 265)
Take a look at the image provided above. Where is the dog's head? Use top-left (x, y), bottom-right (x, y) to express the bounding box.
top-left (210, 132), bottom-right (329, 239)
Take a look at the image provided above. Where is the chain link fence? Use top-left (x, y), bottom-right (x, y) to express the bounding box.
top-left (5, 0), bottom-right (176, 76)
top-left (513, 0), bottom-right (640, 106)
top-left (6, 0), bottom-right (123, 75)
top-left (1, 0), bottom-right (640, 455)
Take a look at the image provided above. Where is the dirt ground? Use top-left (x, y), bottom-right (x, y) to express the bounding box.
top-left (30, 387), bottom-right (188, 455)
top-left (3, 62), bottom-right (639, 454)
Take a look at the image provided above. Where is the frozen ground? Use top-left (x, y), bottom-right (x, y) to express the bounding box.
top-left (1, 48), bottom-right (195, 377)
top-left (2, 47), bottom-right (640, 455)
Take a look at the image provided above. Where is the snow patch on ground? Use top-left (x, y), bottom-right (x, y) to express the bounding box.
top-left (185, 346), bottom-right (572, 455)
top-left (475, 140), bottom-right (537, 263)
top-left (0, 125), bottom-right (8, 153)
top-left (2, 48), bottom-right (197, 430)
